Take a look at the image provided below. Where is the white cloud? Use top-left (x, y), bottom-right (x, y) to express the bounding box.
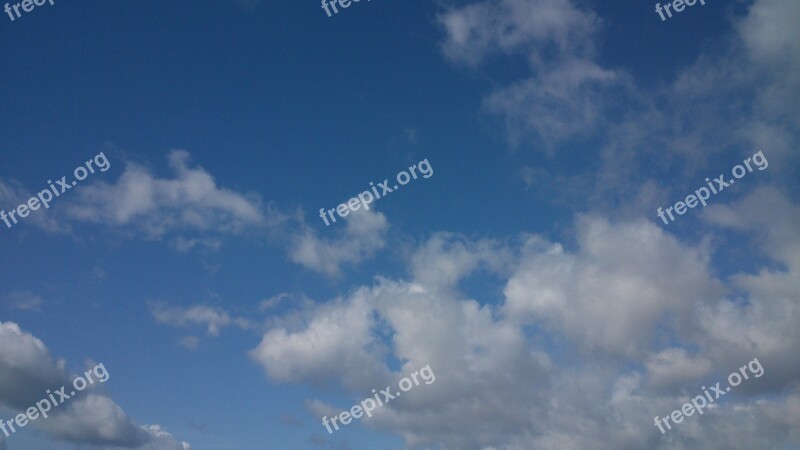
top-left (36, 393), bottom-right (151, 447)
top-left (249, 194), bottom-right (800, 448)
top-left (258, 293), bottom-right (293, 312)
top-left (438, 0), bottom-right (633, 149)
top-left (738, 0), bottom-right (800, 69)
top-left (178, 336), bottom-right (202, 351)
top-left (697, 188), bottom-right (800, 389)
top-left (409, 232), bottom-right (511, 292)
top-left (3, 149), bottom-right (385, 277)
top-left (438, 0), bottom-right (598, 66)
top-left (0, 322), bottom-right (68, 409)
top-left (171, 236), bottom-right (222, 252)
top-left (0, 179), bottom-right (67, 233)
top-left (249, 292), bottom-right (391, 390)
top-left (66, 150), bottom-right (268, 238)
top-left (288, 208), bottom-right (388, 277)
top-left (3, 291), bottom-right (44, 312)
top-left (645, 348), bottom-right (712, 390)
top-left (0, 322), bottom-right (189, 449)
top-left (250, 276), bottom-right (551, 448)
top-left (503, 216), bottom-right (722, 357)
top-left (440, 0), bottom-right (799, 213)
top-left (485, 59), bottom-right (626, 148)
top-left (149, 302), bottom-right (253, 337)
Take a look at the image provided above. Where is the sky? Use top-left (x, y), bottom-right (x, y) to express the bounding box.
top-left (0, 0), bottom-right (798, 449)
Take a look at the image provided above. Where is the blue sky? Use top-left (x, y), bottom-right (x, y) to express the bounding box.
top-left (0, 0), bottom-right (798, 449)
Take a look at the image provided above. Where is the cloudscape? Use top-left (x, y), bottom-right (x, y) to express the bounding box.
top-left (1, 0), bottom-right (798, 449)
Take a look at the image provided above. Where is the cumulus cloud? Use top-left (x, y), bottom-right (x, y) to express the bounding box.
top-left (645, 348), bottom-right (713, 391)
top-left (248, 194), bottom-right (800, 448)
top-left (253, 277), bottom-right (551, 448)
top-left (3, 149), bottom-right (385, 276)
top-left (503, 216), bottom-right (723, 357)
top-left (65, 149), bottom-right (267, 238)
top-left (241, 2), bottom-right (800, 448)
top-left (409, 232), bottom-right (512, 292)
top-left (697, 188), bottom-right (800, 390)
top-left (736, 0), bottom-right (800, 127)
top-left (0, 322), bottom-right (68, 409)
top-left (288, 208), bottom-right (388, 277)
top-left (0, 322), bottom-right (189, 449)
top-left (249, 292), bottom-right (391, 390)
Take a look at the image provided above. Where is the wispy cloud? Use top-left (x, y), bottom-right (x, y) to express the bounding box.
top-left (149, 302), bottom-right (253, 337)
top-left (3, 291), bottom-right (43, 312)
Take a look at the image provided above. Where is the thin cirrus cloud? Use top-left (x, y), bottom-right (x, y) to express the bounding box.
top-left (3, 291), bottom-right (44, 312)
